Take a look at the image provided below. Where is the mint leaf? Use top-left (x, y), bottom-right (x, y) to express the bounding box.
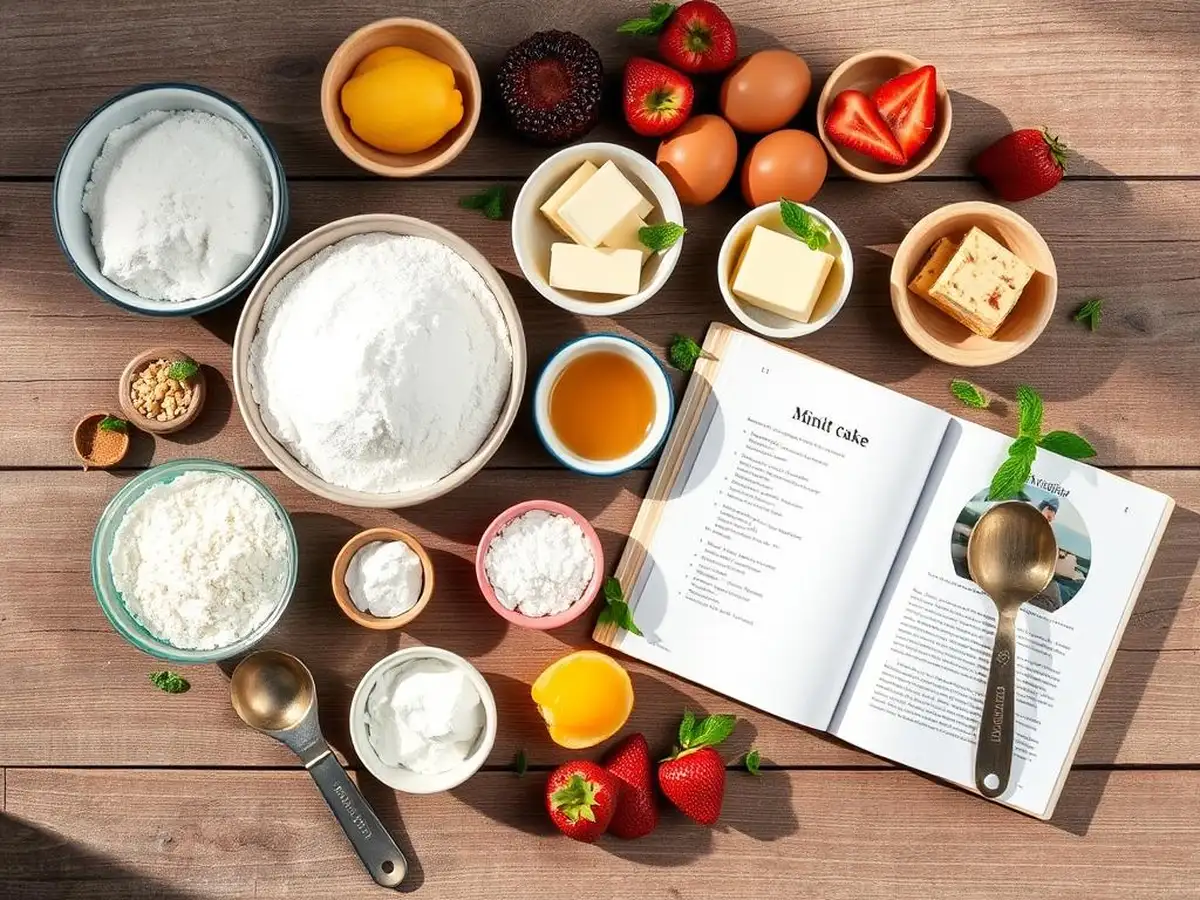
top-left (744, 749), bottom-right (762, 775)
top-left (617, 2), bottom-right (674, 35)
top-left (597, 577), bottom-right (643, 637)
top-left (167, 359), bottom-right (199, 381)
top-left (460, 185), bottom-right (507, 221)
top-left (1016, 385), bottom-right (1044, 440)
top-left (603, 576), bottom-right (623, 604)
top-left (638, 222), bottom-right (686, 252)
top-left (149, 671), bottom-right (190, 694)
top-left (685, 713), bottom-right (737, 749)
top-left (678, 709), bottom-right (697, 747)
top-left (779, 198), bottom-right (830, 251)
top-left (99, 415), bottom-right (128, 433)
top-left (514, 749), bottom-right (528, 777)
top-left (1039, 430), bottom-right (1096, 460)
top-left (668, 333), bottom-right (703, 372)
top-left (987, 438), bottom-right (1037, 501)
top-left (949, 379), bottom-right (990, 410)
top-left (1073, 298), bottom-right (1102, 332)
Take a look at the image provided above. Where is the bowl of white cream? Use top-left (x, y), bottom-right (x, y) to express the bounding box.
top-left (54, 82), bottom-right (288, 317)
top-left (350, 646), bottom-right (498, 794)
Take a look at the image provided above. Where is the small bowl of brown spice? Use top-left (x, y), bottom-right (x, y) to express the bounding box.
top-left (73, 412), bottom-right (130, 469)
top-left (119, 348), bottom-right (207, 435)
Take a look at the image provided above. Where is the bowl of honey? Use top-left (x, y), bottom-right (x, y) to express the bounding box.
top-left (534, 334), bottom-right (674, 476)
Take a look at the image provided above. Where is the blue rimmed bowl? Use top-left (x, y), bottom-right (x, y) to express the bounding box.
top-left (534, 333), bottom-right (674, 476)
top-left (54, 83), bottom-right (289, 317)
top-left (91, 459), bottom-right (298, 663)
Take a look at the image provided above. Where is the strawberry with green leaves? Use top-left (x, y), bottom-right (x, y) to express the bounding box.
top-left (657, 710), bottom-right (736, 826)
top-left (545, 760), bottom-right (621, 842)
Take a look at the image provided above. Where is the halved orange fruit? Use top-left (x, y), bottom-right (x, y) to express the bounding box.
top-left (531, 650), bottom-right (634, 749)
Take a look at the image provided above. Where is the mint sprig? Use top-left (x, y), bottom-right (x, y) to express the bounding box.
top-left (638, 222), bottom-right (686, 252)
top-left (668, 333), bottom-right (704, 372)
top-left (743, 749), bottom-right (762, 775)
top-left (779, 198), bottom-right (830, 251)
top-left (99, 415), bottom-right (128, 433)
top-left (167, 358), bottom-right (199, 382)
top-left (149, 670), bottom-right (190, 694)
top-left (986, 385), bottom-right (1096, 500)
top-left (617, 2), bottom-right (674, 35)
top-left (597, 576), bottom-right (643, 637)
top-left (949, 379), bottom-right (989, 410)
top-left (677, 710), bottom-right (736, 751)
top-left (459, 185), bottom-right (507, 221)
top-left (1073, 297), bottom-right (1102, 331)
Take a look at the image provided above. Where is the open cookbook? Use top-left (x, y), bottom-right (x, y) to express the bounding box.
top-left (594, 323), bottom-right (1174, 819)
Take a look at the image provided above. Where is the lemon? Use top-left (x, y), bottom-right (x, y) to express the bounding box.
top-left (340, 52), bottom-right (464, 154)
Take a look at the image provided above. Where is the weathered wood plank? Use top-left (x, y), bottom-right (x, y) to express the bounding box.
top-left (3, 768), bottom-right (1199, 899)
top-left (0, 469), bottom-right (1195, 768)
top-left (2, 0), bottom-right (1199, 177)
top-left (2, 180), bottom-right (1197, 467)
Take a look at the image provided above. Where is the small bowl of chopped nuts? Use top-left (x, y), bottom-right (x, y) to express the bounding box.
top-left (119, 348), bottom-right (207, 435)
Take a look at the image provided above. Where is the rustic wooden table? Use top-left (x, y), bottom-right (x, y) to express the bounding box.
top-left (2, 0), bottom-right (1199, 897)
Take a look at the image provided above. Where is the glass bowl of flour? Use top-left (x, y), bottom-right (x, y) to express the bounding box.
top-left (91, 459), bottom-right (298, 663)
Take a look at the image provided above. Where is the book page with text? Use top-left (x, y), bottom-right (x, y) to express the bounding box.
top-left (830, 418), bottom-right (1172, 817)
top-left (615, 332), bottom-right (950, 730)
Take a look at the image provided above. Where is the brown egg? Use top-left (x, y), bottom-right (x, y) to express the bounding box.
top-left (741, 129), bottom-right (828, 206)
top-left (656, 115), bottom-right (739, 206)
top-left (720, 49), bottom-right (812, 134)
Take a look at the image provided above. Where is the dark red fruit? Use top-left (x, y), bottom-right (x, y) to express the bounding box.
top-left (545, 761), bottom-right (621, 843)
top-left (872, 64), bottom-right (938, 159)
top-left (603, 733), bottom-right (660, 839)
top-left (973, 128), bottom-right (1068, 202)
top-left (659, 1), bottom-right (737, 74)
top-left (658, 745), bottom-right (726, 826)
top-left (824, 90), bottom-right (907, 166)
top-left (498, 31), bottom-right (603, 145)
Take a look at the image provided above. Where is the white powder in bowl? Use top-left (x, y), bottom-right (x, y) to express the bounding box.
top-left (109, 471), bottom-right (290, 650)
top-left (82, 109), bottom-right (271, 302)
top-left (247, 233), bottom-right (513, 494)
top-left (345, 540), bottom-right (424, 618)
top-left (484, 510), bottom-right (595, 617)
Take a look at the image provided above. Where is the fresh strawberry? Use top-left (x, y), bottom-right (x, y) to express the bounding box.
top-left (657, 711), bottom-right (735, 826)
top-left (872, 64), bottom-right (938, 159)
top-left (973, 127), bottom-right (1068, 201)
top-left (602, 733), bottom-right (660, 839)
top-left (623, 58), bottom-right (695, 137)
top-left (545, 761), bottom-right (621, 843)
top-left (619, 1), bottom-right (737, 74)
top-left (824, 90), bottom-right (907, 166)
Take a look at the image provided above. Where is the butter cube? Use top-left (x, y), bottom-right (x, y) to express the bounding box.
top-left (927, 227), bottom-right (1035, 338)
top-left (601, 213), bottom-right (650, 265)
top-left (730, 226), bottom-right (835, 323)
top-left (557, 161), bottom-right (651, 247)
top-left (908, 237), bottom-right (959, 302)
top-left (539, 161), bottom-right (597, 244)
top-left (549, 243), bottom-right (643, 296)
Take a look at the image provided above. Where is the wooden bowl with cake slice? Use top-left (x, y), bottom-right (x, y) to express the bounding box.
top-left (890, 202), bottom-right (1057, 366)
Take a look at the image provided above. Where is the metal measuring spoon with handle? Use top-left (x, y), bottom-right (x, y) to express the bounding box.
top-left (230, 650), bottom-right (407, 889)
top-left (966, 501), bottom-right (1057, 799)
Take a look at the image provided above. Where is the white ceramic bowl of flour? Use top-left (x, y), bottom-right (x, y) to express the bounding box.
top-left (233, 213), bottom-right (527, 509)
top-left (54, 83), bottom-right (289, 317)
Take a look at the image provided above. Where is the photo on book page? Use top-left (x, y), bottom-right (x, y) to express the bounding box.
top-left (950, 485), bottom-right (1092, 613)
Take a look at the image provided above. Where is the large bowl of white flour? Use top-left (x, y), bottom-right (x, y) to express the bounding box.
top-left (234, 214), bottom-right (526, 508)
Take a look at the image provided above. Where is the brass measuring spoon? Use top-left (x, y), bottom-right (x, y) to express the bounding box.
top-left (966, 501), bottom-right (1057, 799)
top-left (231, 650), bottom-right (407, 889)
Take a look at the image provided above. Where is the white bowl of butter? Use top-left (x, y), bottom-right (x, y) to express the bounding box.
top-left (717, 201), bottom-right (854, 340)
top-left (350, 646), bottom-right (497, 794)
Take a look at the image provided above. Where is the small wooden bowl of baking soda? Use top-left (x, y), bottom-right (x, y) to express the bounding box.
top-left (332, 527), bottom-right (435, 630)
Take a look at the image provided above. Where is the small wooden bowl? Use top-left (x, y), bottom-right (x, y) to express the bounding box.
top-left (73, 411), bottom-right (130, 469)
top-left (890, 201), bottom-right (1057, 367)
top-left (118, 348), bottom-right (207, 435)
top-left (321, 18), bottom-right (481, 177)
top-left (332, 527), bottom-right (435, 630)
top-left (816, 49), bottom-right (952, 183)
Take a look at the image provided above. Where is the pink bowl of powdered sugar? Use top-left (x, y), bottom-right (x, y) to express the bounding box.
top-left (475, 499), bottom-right (604, 630)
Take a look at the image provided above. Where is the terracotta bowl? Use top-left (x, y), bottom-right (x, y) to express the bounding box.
top-left (816, 49), bottom-right (952, 183)
top-left (321, 17), bottom-right (481, 177)
top-left (73, 411), bottom-right (130, 469)
top-left (118, 347), bottom-right (207, 435)
top-left (890, 201), bottom-right (1057, 367)
top-left (331, 527), bottom-right (435, 630)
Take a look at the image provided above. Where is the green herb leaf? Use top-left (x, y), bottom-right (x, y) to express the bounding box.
top-left (638, 222), bottom-right (687, 252)
top-left (167, 359), bottom-right (199, 382)
top-left (514, 749), bottom-right (528, 777)
top-left (459, 185), bottom-right (507, 221)
top-left (987, 437), bottom-right (1037, 501)
top-left (1073, 297), bottom-right (1102, 332)
top-left (779, 197), bottom-right (830, 251)
top-left (98, 415), bottom-right (128, 433)
top-left (1039, 430), bottom-right (1097, 460)
top-left (949, 379), bottom-right (990, 410)
top-left (617, 2), bottom-right (674, 35)
top-left (597, 576), bottom-right (643, 637)
top-left (744, 749), bottom-right (762, 775)
top-left (668, 333), bottom-right (703, 372)
top-left (149, 670), bottom-right (190, 694)
top-left (1016, 385), bottom-right (1044, 440)
top-left (683, 713), bottom-right (737, 750)
top-left (678, 709), bottom-right (697, 747)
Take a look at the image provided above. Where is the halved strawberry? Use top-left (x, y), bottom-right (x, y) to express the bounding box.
top-left (872, 65), bottom-right (938, 159)
top-left (623, 57), bottom-right (695, 137)
top-left (824, 90), bottom-right (907, 166)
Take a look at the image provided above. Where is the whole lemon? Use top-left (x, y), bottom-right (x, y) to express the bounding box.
top-left (340, 51), bottom-right (464, 154)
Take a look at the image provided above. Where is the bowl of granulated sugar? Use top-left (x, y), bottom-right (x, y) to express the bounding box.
top-left (54, 83), bottom-right (288, 317)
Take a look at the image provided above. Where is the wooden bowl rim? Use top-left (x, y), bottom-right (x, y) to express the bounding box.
top-left (117, 347), bottom-right (207, 435)
top-left (73, 410), bottom-right (130, 468)
top-left (331, 527), bottom-right (435, 630)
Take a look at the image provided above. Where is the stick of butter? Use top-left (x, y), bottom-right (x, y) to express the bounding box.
top-left (539, 161), bottom-right (597, 244)
top-left (557, 161), bottom-right (652, 248)
top-left (600, 213), bottom-right (650, 265)
top-left (730, 226), bottom-right (835, 323)
top-left (549, 243), bottom-right (643, 296)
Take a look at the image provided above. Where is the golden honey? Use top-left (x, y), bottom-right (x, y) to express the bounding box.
top-left (548, 350), bottom-right (655, 461)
